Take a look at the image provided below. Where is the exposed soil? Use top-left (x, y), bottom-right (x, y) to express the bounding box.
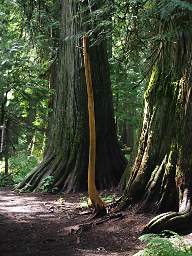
top-left (0, 188), bottom-right (153, 256)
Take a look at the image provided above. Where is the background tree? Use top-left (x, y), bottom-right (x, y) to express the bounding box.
top-left (110, 0), bottom-right (148, 186)
top-left (120, 0), bottom-right (192, 234)
top-left (17, 0), bottom-right (127, 192)
top-left (0, 0), bottom-right (146, 192)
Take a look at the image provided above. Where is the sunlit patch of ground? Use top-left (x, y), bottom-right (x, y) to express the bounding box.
top-left (0, 188), bottom-right (152, 256)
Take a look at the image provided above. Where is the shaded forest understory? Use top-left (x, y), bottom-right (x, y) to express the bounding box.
top-left (1, 1), bottom-right (192, 254)
top-left (0, 188), bottom-right (154, 256)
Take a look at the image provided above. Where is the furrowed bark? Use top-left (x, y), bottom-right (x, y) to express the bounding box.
top-left (17, 0), bottom-right (127, 193)
top-left (120, 6), bottom-right (192, 233)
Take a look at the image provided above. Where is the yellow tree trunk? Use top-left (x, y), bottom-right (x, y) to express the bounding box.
top-left (82, 35), bottom-right (106, 213)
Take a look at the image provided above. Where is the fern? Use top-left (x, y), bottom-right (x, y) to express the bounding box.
top-left (134, 231), bottom-right (192, 256)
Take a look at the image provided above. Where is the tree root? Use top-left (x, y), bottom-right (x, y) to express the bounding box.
top-left (142, 209), bottom-right (192, 235)
top-left (91, 207), bottom-right (107, 219)
top-left (70, 212), bottom-right (124, 235)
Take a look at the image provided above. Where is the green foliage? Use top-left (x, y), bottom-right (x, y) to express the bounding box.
top-left (9, 152), bottom-right (38, 184)
top-left (17, 0), bottom-right (60, 59)
top-left (0, 0), bottom-right (50, 164)
top-left (134, 232), bottom-right (192, 256)
top-left (158, 0), bottom-right (192, 21)
top-left (39, 176), bottom-right (58, 193)
top-left (0, 152), bottom-right (38, 187)
top-left (80, 193), bottom-right (119, 208)
top-left (0, 0), bottom-right (57, 188)
top-left (0, 173), bottom-right (14, 187)
top-left (110, 0), bottom-right (146, 152)
top-left (101, 194), bottom-right (119, 204)
top-left (79, 0), bottom-right (113, 46)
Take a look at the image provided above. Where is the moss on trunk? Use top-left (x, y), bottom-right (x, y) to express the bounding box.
top-left (121, 27), bottom-right (192, 232)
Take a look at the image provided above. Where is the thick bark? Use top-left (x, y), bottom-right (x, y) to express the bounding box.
top-left (121, 86), bottom-right (179, 212)
top-left (142, 70), bottom-right (192, 234)
top-left (120, 8), bottom-right (192, 233)
top-left (17, 0), bottom-right (126, 192)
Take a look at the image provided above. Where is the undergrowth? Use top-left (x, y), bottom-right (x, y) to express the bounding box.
top-left (0, 152), bottom-right (38, 187)
top-left (134, 231), bottom-right (192, 256)
top-left (1, 153), bottom-right (59, 193)
top-left (39, 175), bottom-right (58, 193)
top-left (9, 152), bottom-right (38, 185)
top-left (80, 193), bottom-right (119, 208)
top-left (0, 173), bottom-right (14, 186)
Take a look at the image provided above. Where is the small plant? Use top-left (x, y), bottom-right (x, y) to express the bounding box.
top-left (79, 193), bottom-right (119, 208)
top-left (80, 196), bottom-right (89, 208)
top-left (101, 194), bottom-right (118, 204)
top-left (134, 231), bottom-right (192, 256)
top-left (39, 175), bottom-right (58, 193)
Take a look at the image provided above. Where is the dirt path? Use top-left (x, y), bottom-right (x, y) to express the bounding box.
top-left (0, 188), bottom-right (152, 256)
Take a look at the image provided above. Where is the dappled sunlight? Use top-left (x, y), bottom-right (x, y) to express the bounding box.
top-left (77, 249), bottom-right (127, 256)
top-left (0, 190), bottom-right (58, 222)
top-left (0, 189), bottom-right (85, 225)
top-left (55, 200), bottom-right (80, 210)
top-left (0, 188), bottom-right (149, 256)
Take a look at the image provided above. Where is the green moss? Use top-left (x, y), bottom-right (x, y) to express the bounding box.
top-left (135, 232), bottom-right (192, 256)
top-left (175, 77), bottom-right (185, 102)
top-left (144, 66), bottom-right (159, 99)
top-left (144, 66), bottom-right (181, 101)
top-left (172, 80), bottom-right (179, 94)
top-left (165, 80), bottom-right (179, 100)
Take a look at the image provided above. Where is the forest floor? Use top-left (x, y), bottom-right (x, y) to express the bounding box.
top-left (0, 187), bottom-right (154, 256)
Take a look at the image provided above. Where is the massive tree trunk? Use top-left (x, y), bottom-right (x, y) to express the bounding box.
top-left (120, 6), bottom-right (192, 234)
top-left (18, 0), bottom-right (126, 192)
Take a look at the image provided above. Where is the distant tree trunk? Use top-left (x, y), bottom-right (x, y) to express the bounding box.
top-left (121, 122), bottom-right (134, 149)
top-left (18, 0), bottom-right (126, 192)
top-left (4, 120), bottom-right (9, 175)
top-left (0, 91), bottom-right (9, 174)
top-left (120, 7), bottom-right (192, 234)
top-left (26, 102), bottom-right (36, 153)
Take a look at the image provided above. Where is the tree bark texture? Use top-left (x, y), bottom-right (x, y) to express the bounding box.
top-left (17, 0), bottom-right (126, 192)
top-left (121, 8), bottom-right (192, 234)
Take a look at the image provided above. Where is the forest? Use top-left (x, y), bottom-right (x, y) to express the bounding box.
top-left (0, 0), bottom-right (192, 255)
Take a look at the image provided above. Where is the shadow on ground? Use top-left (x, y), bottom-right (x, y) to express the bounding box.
top-left (0, 188), bottom-right (152, 256)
